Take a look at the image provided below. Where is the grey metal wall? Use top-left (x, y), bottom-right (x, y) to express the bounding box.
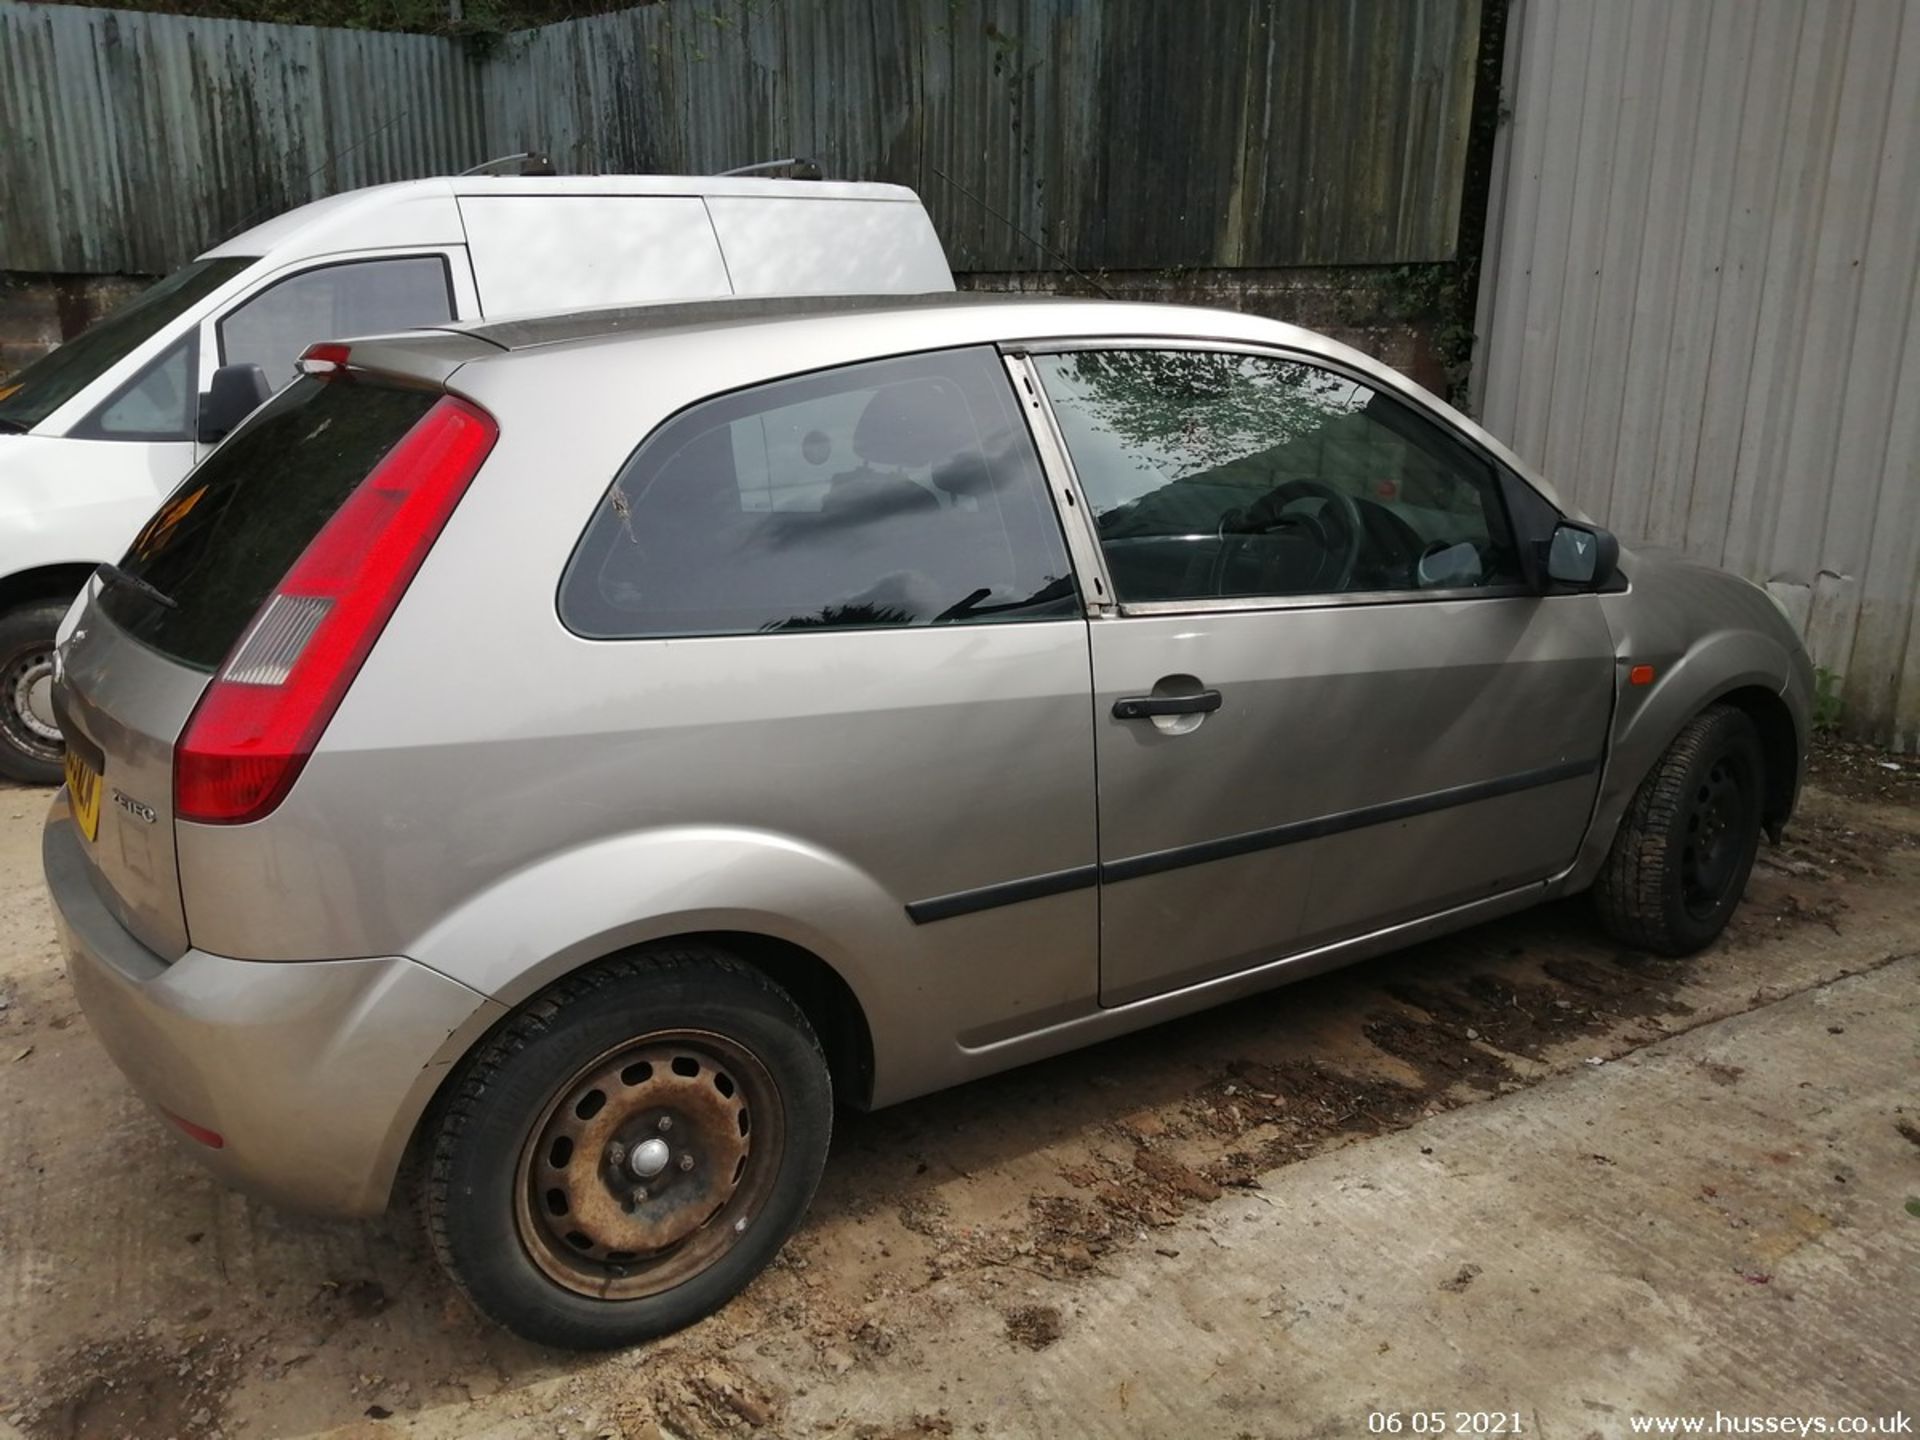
top-left (0, 2), bottom-right (491, 273)
top-left (1, 0), bottom-right (1482, 277)
top-left (1475, 0), bottom-right (1920, 750)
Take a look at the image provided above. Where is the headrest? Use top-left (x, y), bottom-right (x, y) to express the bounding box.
top-left (853, 379), bottom-right (979, 468)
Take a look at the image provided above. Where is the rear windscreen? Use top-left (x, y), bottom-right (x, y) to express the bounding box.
top-left (99, 376), bottom-right (437, 670)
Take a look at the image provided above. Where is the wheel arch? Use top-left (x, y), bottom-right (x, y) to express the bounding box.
top-left (384, 927), bottom-right (878, 1212)
top-left (0, 561), bottom-right (98, 614)
top-left (1568, 642), bottom-right (1807, 891)
top-left (1712, 683), bottom-right (1801, 840)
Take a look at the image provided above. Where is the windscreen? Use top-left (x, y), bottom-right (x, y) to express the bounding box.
top-left (0, 258), bottom-right (254, 432)
top-left (98, 374), bottom-right (438, 670)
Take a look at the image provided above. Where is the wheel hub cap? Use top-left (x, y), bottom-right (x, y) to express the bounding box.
top-left (514, 1030), bottom-right (782, 1300)
top-left (5, 647), bottom-right (61, 749)
top-left (627, 1136), bottom-right (672, 1179)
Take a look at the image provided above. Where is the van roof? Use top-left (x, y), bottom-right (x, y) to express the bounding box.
top-left (202, 175), bottom-right (928, 264)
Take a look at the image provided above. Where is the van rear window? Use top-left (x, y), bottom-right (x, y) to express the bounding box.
top-left (98, 377), bottom-right (438, 670)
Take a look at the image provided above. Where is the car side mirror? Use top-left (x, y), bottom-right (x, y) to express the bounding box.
top-left (196, 363), bottom-right (272, 444)
top-left (1544, 521), bottom-right (1620, 590)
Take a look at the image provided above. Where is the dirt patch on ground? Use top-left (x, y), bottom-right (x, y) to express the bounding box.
top-left (17, 1332), bottom-right (243, 1440)
top-left (1002, 1304), bottom-right (1062, 1351)
top-left (3, 779), bottom-right (1917, 1438)
top-left (1807, 734), bottom-right (1920, 809)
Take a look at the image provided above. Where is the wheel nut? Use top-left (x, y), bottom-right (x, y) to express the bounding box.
top-left (678, 1153), bottom-right (695, 1172)
top-left (656, 1116), bottom-right (674, 1133)
top-left (606, 1141), bottom-right (626, 1168)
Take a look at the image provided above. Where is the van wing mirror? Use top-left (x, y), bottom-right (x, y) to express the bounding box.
top-left (197, 363), bottom-right (273, 444)
top-left (1544, 521), bottom-right (1620, 590)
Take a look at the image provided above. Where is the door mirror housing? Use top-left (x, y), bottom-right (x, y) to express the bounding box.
top-left (1543, 521), bottom-right (1619, 590)
top-left (197, 363), bottom-right (273, 444)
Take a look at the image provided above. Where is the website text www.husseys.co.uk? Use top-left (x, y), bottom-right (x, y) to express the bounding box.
top-left (1629, 1414), bottom-right (1911, 1436)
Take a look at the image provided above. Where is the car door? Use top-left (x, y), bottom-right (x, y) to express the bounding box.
top-left (546, 343), bottom-right (1102, 1045)
top-left (1017, 344), bottom-right (1617, 1007)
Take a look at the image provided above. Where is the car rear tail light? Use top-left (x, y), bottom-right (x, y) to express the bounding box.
top-left (174, 396), bottom-right (498, 824)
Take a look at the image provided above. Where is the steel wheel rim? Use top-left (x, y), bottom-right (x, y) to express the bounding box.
top-left (2, 645), bottom-right (62, 757)
top-left (1680, 752), bottom-right (1754, 918)
top-left (513, 1028), bottom-right (784, 1301)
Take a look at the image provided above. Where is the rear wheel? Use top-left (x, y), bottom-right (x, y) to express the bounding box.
top-left (1593, 704), bottom-right (1765, 955)
top-left (0, 599), bottom-right (70, 785)
top-left (425, 946), bottom-right (832, 1349)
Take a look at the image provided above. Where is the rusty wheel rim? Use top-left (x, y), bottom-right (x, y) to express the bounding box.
top-left (513, 1029), bottom-right (784, 1300)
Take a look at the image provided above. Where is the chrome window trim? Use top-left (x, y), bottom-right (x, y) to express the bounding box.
top-left (1007, 335), bottom-right (1545, 620)
top-left (1001, 351), bottom-right (1116, 618)
top-left (1114, 587), bottom-right (1540, 618)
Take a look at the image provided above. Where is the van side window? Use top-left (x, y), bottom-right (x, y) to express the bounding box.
top-left (219, 258), bottom-right (453, 391)
top-left (71, 334), bottom-right (198, 442)
top-left (560, 347), bottom-right (1080, 638)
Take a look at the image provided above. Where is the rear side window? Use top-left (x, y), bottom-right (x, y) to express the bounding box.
top-left (560, 347), bottom-right (1079, 638)
top-left (99, 377), bottom-right (437, 669)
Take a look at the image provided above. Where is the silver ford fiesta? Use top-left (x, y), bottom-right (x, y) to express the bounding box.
top-left (43, 295), bottom-right (1812, 1348)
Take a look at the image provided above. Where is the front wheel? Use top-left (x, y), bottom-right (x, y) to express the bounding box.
top-left (425, 946), bottom-right (832, 1349)
top-left (0, 599), bottom-right (71, 786)
top-left (1593, 704), bottom-right (1766, 955)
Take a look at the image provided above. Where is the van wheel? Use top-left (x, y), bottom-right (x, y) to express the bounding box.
top-left (425, 946), bottom-right (832, 1349)
top-left (1593, 704), bottom-right (1765, 956)
top-left (0, 600), bottom-right (70, 786)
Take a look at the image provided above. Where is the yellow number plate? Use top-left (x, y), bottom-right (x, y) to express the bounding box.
top-left (64, 750), bottom-right (103, 843)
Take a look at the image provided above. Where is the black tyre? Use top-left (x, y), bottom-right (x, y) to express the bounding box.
top-left (1593, 704), bottom-right (1766, 956)
top-left (425, 946), bottom-right (832, 1349)
top-left (0, 599), bottom-right (70, 786)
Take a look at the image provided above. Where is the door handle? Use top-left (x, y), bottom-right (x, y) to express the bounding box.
top-left (1112, 689), bottom-right (1223, 720)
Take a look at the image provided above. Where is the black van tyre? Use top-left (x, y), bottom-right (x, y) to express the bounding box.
top-left (1593, 704), bottom-right (1766, 957)
top-left (0, 599), bottom-right (70, 786)
top-left (425, 946), bottom-right (832, 1349)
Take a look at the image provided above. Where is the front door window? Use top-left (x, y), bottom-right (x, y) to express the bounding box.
top-left (1032, 349), bottom-right (1523, 604)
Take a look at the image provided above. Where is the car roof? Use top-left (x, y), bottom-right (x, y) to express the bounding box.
top-left (427, 291), bottom-right (1310, 354)
top-left (344, 293), bottom-right (1576, 516)
top-left (436, 292), bottom-right (1046, 351)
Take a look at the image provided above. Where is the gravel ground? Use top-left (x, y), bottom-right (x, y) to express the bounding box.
top-left (1, 739), bottom-right (1916, 1438)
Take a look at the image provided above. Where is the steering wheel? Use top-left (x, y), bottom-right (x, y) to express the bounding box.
top-left (1213, 478), bottom-right (1365, 595)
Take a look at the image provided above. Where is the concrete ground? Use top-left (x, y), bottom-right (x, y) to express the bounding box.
top-left (2, 746), bottom-right (1917, 1439)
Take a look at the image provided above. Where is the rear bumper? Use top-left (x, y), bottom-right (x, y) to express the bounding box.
top-left (43, 798), bottom-right (505, 1217)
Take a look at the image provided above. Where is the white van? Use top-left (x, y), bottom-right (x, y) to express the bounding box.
top-left (0, 174), bottom-right (954, 780)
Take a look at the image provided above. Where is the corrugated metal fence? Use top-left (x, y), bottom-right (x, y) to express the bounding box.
top-left (1475, 0), bottom-right (1920, 750)
top-left (496, 0), bottom-right (1483, 273)
top-left (0, 4), bottom-right (490, 274)
top-left (0, 0), bottom-right (1482, 276)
